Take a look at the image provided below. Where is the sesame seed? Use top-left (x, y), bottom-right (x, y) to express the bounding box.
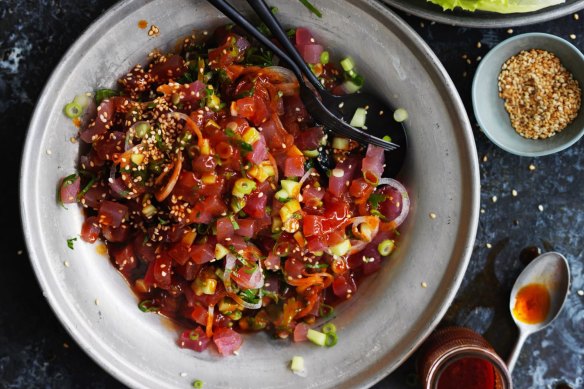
top-left (486, 243), bottom-right (492, 249)
top-left (95, 299), bottom-right (100, 306)
top-left (570, 34), bottom-right (577, 40)
top-left (529, 164), bottom-right (536, 171)
top-left (63, 260), bottom-right (70, 267)
top-left (577, 290), bottom-right (584, 296)
top-left (46, 149), bottom-right (52, 155)
top-left (507, 28), bottom-right (513, 34)
top-left (512, 189), bottom-right (518, 197)
top-left (421, 282), bottom-right (428, 288)
top-left (492, 196), bottom-right (498, 203)
top-left (429, 212), bottom-right (437, 219)
top-left (538, 204), bottom-right (544, 212)
top-left (180, 372), bottom-right (187, 377)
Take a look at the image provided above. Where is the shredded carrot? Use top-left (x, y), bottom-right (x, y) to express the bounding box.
top-left (380, 221), bottom-right (398, 232)
top-left (267, 152), bottom-right (279, 183)
top-left (155, 150), bottom-right (182, 202)
top-left (295, 287), bottom-right (321, 319)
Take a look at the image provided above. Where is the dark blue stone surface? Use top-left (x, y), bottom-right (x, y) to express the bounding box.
top-left (1, 1), bottom-right (582, 388)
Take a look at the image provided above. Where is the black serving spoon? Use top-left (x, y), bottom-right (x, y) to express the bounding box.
top-left (207, 0), bottom-right (407, 177)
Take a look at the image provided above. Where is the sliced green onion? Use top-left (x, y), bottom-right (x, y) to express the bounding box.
top-left (64, 102), bottom-right (82, 118)
top-left (320, 51), bottom-right (330, 65)
top-left (340, 57), bottom-right (355, 72)
top-left (322, 323), bottom-right (337, 334)
top-left (229, 215), bottom-right (240, 230)
top-left (95, 88), bottom-right (119, 104)
top-left (330, 239), bottom-right (351, 256)
top-left (342, 80), bottom-right (361, 94)
top-left (350, 107), bottom-right (367, 128)
top-left (232, 178), bottom-right (257, 198)
top-left (393, 108), bottom-right (409, 122)
top-left (138, 300), bottom-right (160, 312)
top-left (189, 330), bottom-right (200, 341)
top-left (73, 94), bottom-right (91, 108)
top-left (299, 0), bottom-right (322, 17)
top-left (319, 304), bottom-right (335, 320)
top-left (134, 122), bottom-right (151, 138)
top-left (307, 329), bottom-right (327, 346)
top-left (325, 332), bottom-right (338, 347)
top-left (231, 197), bottom-right (246, 213)
top-left (383, 135), bottom-right (393, 142)
top-left (378, 239), bottom-right (395, 256)
top-left (192, 379), bottom-right (204, 389)
top-left (275, 189), bottom-right (289, 202)
top-left (290, 356), bottom-right (305, 373)
top-left (142, 204), bottom-right (157, 218)
top-left (332, 137), bottom-right (350, 150)
top-left (302, 149), bottom-right (319, 158)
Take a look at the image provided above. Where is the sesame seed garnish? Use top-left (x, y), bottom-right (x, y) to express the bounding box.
top-left (507, 28), bottom-right (513, 34)
top-left (63, 261), bottom-right (70, 267)
top-left (538, 204), bottom-right (544, 212)
top-left (486, 243), bottom-right (492, 249)
top-left (421, 282), bottom-right (428, 288)
top-left (570, 34), bottom-right (577, 40)
top-left (492, 196), bottom-right (498, 203)
top-left (46, 149), bottom-right (52, 155)
top-left (512, 189), bottom-right (518, 197)
top-left (577, 290), bottom-right (584, 296)
top-left (429, 212), bottom-right (437, 219)
top-left (529, 164), bottom-right (536, 171)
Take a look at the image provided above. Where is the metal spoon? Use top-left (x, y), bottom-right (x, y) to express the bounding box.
top-left (507, 251), bottom-right (570, 372)
top-left (207, 0), bottom-right (407, 176)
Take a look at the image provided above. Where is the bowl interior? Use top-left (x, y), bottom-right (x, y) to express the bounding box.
top-left (473, 33), bottom-right (584, 157)
top-left (21, 0), bottom-right (478, 388)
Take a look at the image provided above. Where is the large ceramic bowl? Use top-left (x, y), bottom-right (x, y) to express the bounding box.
top-left (20, 0), bottom-right (479, 388)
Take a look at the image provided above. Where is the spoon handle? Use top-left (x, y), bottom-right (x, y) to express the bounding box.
top-left (507, 331), bottom-right (529, 373)
top-left (245, 0), bottom-right (325, 93)
top-left (206, 0), bottom-right (303, 82)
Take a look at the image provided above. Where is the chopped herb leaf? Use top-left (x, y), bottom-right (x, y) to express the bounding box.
top-left (305, 263), bottom-right (328, 269)
top-left (67, 237), bottom-right (77, 250)
top-left (368, 193), bottom-right (387, 210)
top-left (299, 0), bottom-right (322, 17)
top-left (95, 88), bottom-right (120, 104)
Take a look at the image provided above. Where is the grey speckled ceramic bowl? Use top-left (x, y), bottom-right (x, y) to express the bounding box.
top-left (473, 33), bottom-right (584, 157)
top-left (20, 1), bottom-right (479, 388)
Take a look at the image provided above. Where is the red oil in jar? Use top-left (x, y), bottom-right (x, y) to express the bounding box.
top-left (437, 357), bottom-right (496, 389)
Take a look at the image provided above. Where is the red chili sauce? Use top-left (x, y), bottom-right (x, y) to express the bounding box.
top-left (437, 357), bottom-right (496, 389)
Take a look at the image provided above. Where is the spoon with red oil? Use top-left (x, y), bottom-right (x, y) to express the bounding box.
top-left (507, 252), bottom-right (570, 372)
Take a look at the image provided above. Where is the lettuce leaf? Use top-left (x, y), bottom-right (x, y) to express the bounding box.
top-left (427, 0), bottom-right (565, 13)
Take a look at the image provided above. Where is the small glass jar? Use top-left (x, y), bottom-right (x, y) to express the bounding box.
top-left (417, 327), bottom-right (513, 389)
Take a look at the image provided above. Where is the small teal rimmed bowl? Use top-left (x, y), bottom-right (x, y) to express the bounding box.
top-left (473, 32), bottom-right (584, 157)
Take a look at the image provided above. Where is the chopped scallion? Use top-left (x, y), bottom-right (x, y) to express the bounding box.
top-left (306, 329), bottom-right (327, 346)
top-left (320, 51), bottom-right (330, 65)
top-left (378, 239), bottom-right (395, 256)
top-left (350, 107), bottom-right (367, 128)
top-left (322, 323), bottom-right (336, 334)
top-left (299, 0), bottom-right (322, 17)
top-left (64, 102), bottom-right (82, 119)
top-left (393, 108), bottom-right (409, 122)
top-left (290, 356), bottom-right (305, 373)
top-left (192, 379), bottom-right (204, 389)
top-left (340, 57), bottom-right (355, 72)
top-left (95, 88), bottom-right (119, 104)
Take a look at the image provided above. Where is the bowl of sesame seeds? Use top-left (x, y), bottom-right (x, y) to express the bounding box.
top-left (472, 32), bottom-right (584, 157)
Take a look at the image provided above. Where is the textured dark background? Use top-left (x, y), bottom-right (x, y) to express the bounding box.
top-left (1, 1), bottom-right (583, 388)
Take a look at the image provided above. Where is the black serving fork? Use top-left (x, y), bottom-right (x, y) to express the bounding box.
top-left (207, 0), bottom-right (407, 175)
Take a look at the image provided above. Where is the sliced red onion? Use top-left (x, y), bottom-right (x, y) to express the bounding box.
top-left (299, 44), bottom-right (324, 64)
top-left (378, 177), bottom-right (410, 228)
top-left (361, 144), bottom-right (385, 185)
top-left (223, 254), bottom-right (236, 293)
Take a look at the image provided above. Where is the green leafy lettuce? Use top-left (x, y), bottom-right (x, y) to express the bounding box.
top-left (427, 0), bottom-right (565, 13)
